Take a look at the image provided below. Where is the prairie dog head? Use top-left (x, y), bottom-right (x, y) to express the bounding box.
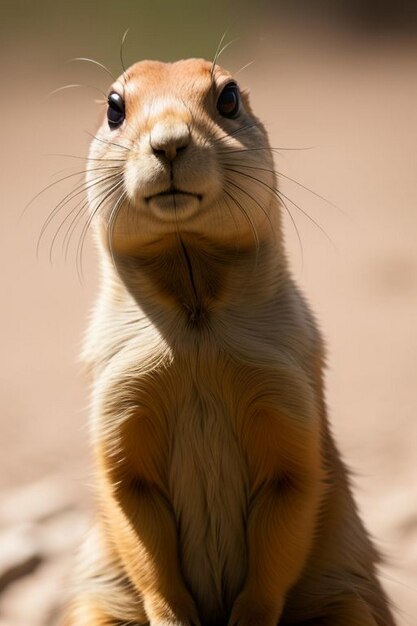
top-left (87, 58), bottom-right (279, 256)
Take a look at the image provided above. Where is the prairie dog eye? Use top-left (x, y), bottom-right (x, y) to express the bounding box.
top-left (217, 82), bottom-right (240, 118)
top-left (107, 92), bottom-right (125, 129)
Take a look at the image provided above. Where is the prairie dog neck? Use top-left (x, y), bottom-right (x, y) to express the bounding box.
top-left (99, 229), bottom-right (288, 339)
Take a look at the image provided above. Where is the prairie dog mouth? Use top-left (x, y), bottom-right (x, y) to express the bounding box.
top-left (146, 186), bottom-right (203, 222)
top-left (146, 187), bottom-right (202, 202)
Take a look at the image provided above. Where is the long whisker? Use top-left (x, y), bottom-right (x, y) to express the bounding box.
top-left (85, 131), bottom-right (132, 153)
top-left (222, 194), bottom-right (241, 257)
top-left (223, 188), bottom-right (259, 253)
top-left (120, 28), bottom-right (130, 87)
top-left (275, 190), bottom-right (304, 274)
top-left (223, 161), bottom-right (342, 214)
top-left (108, 189), bottom-right (128, 269)
top-left (224, 185), bottom-right (265, 285)
top-left (224, 176), bottom-right (275, 240)
top-left (225, 173), bottom-right (304, 272)
top-left (37, 170), bottom-right (121, 259)
top-left (38, 168), bottom-right (120, 224)
top-left (23, 165), bottom-right (120, 221)
top-left (213, 121), bottom-right (263, 145)
top-left (277, 171), bottom-right (346, 217)
top-left (76, 179), bottom-right (124, 280)
top-left (64, 197), bottom-right (94, 262)
top-left (234, 60), bottom-right (255, 77)
top-left (46, 153), bottom-right (126, 163)
top-left (218, 146), bottom-right (316, 154)
top-left (50, 175), bottom-right (122, 262)
top-left (225, 166), bottom-right (336, 250)
top-left (50, 196), bottom-right (90, 262)
top-left (74, 178), bottom-right (123, 259)
top-left (222, 192), bottom-right (268, 299)
top-left (225, 168), bottom-right (304, 272)
top-left (47, 83), bottom-right (107, 100)
top-left (277, 188), bottom-right (337, 250)
top-left (210, 30), bottom-right (228, 82)
top-left (218, 38), bottom-right (237, 58)
top-left (68, 57), bottom-right (116, 82)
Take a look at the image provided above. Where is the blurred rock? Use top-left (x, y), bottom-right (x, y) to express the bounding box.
top-left (0, 525), bottom-right (42, 593)
top-left (0, 477), bottom-right (82, 527)
top-left (0, 477), bottom-right (90, 626)
top-left (0, 557), bottom-right (72, 626)
top-left (36, 509), bottom-right (88, 558)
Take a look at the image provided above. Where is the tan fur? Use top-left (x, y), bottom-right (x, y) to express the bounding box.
top-left (62, 59), bottom-right (396, 626)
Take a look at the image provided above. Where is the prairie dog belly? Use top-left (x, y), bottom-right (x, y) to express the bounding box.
top-left (169, 381), bottom-right (249, 624)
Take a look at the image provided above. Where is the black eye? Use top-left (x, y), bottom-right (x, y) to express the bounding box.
top-left (217, 82), bottom-right (240, 118)
top-left (107, 92), bottom-right (125, 129)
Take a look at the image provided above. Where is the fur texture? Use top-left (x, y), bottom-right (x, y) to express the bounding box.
top-left (62, 59), bottom-right (396, 626)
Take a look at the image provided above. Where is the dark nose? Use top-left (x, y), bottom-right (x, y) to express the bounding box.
top-left (150, 121), bottom-right (190, 161)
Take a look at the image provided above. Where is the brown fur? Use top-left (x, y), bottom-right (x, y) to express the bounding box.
top-left (62, 59), bottom-right (396, 625)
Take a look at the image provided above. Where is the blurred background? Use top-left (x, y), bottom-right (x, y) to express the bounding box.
top-left (1, 0), bottom-right (416, 624)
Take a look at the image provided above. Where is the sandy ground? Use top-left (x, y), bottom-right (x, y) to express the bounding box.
top-left (1, 25), bottom-right (416, 625)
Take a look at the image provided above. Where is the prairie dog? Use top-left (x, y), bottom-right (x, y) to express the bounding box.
top-left (63, 59), bottom-right (395, 626)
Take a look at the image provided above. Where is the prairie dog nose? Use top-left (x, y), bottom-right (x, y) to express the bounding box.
top-left (150, 120), bottom-right (190, 161)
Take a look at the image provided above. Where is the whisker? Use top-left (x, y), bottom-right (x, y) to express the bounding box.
top-left (47, 83), bottom-right (107, 100)
top-left (108, 189), bottom-right (128, 270)
top-left (46, 153), bottom-right (126, 163)
top-left (68, 176), bottom-right (123, 261)
top-left (213, 121), bottom-right (263, 145)
top-left (234, 60), bottom-right (255, 77)
top-left (222, 194), bottom-right (241, 257)
top-left (277, 171), bottom-right (337, 207)
top-left (223, 188), bottom-right (259, 253)
top-left (277, 188), bottom-right (337, 250)
top-left (48, 84), bottom-right (83, 97)
top-left (210, 30), bottom-right (228, 82)
top-left (37, 171), bottom-right (122, 259)
top-left (218, 146), bottom-right (316, 154)
top-left (23, 165), bottom-right (121, 221)
top-left (86, 131), bottom-right (132, 153)
top-left (216, 37), bottom-right (238, 63)
top-left (120, 28), bottom-right (130, 88)
top-left (75, 181), bottom-right (122, 282)
top-left (224, 185), bottom-right (267, 288)
top-left (275, 190), bottom-right (304, 274)
top-left (64, 197), bottom-right (93, 262)
top-left (76, 179), bottom-right (125, 280)
top-left (225, 191), bottom-right (266, 300)
top-left (68, 57), bottom-right (116, 82)
top-left (224, 176), bottom-right (275, 240)
top-left (226, 166), bottom-right (336, 251)
top-left (52, 196), bottom-right (90, 262)
top-left (223, 161), bottom-right (342, 214)
top-left (50, 175), bottom-right (122, 262)
top-left (225, 167), bottom-right (304, 272)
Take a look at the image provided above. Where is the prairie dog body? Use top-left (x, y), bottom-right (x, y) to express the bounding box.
top-left (63, 59), bottom-right (395, 626)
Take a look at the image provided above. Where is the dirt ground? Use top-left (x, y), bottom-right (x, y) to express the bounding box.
top-left (1, 21), bottom-right (416, 626)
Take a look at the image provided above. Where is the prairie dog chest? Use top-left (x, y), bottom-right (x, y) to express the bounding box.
top-left (165, 355), bottom-right (250, 620)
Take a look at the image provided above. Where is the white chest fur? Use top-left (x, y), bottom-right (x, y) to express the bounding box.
top-left (168, 373), bottom-right (249, 623)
